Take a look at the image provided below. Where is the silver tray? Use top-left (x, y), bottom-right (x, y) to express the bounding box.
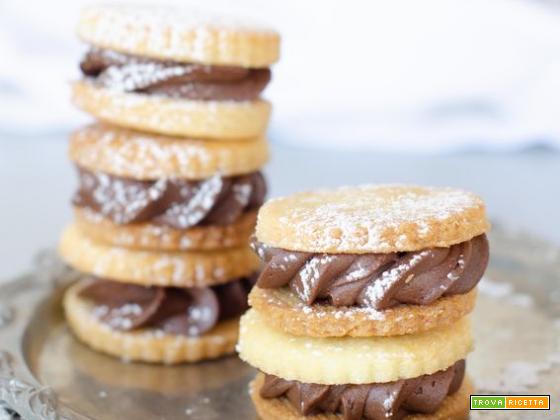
top-left (1, 227), bottom-right (559, 420)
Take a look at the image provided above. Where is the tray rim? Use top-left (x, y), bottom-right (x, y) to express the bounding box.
top-left (0, 251), bottom-right (87, 420)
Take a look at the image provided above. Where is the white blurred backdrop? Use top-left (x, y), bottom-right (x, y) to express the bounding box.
top-left (2, 0), bottom-right (560, 152)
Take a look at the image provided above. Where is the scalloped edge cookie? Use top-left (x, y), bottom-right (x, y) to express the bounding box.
top-left (256, 185), bottom-right (490, 253)
top-left (75, 208), bottom-right (258, 251)
top-left (69, 123), bottom-right (269, 180)
top-left (237, 309), bottom-right (473, 384)
top-left (250, 372), bottom-right (472, 420)
top-left (72, 81), bottom-right (271, 139)
top-left (77, 4), bottom-right (280, 67)
top-left (64, 283), bottom-right (238, 364)
top-left (59, 224), bottom-right (260, 287)
top-left (249, 287), bottom-right (477, 337)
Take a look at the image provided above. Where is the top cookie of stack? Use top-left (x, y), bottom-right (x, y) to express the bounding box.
top-left (73, 4), bottom-right (280, 139)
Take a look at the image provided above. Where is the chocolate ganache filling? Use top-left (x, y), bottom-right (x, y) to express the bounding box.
top-left (79, 276), bottom-right (255, 336)
top-left (80, 47), bottom-right (271, 101)
top-left (260, 360), bottom-right (465, 420)
top-left (73, 167), bottom-right (266, 228)
top-left (252, 235), bottom-right (488, 310)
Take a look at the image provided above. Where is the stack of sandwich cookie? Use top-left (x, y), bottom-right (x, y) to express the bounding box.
top-left (238, 185), bottom-right (490, 419)
top-left (73, 4), bottom-right (279, 139)
top-left (60, 4), bottom-right (280, 364)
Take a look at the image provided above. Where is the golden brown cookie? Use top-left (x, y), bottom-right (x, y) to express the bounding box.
top-left (72, 81), bottom-right (271, 139)
top-left (250, 373), bottom-right (473, 420)
top-left (75, 207), bottom-right (258, 251)
top-left (59, 224), bottom-right (260, 287)
top-left (77, 4), bottom-right (280, 68)
top-left (64, 283), bottom-right (238, 364)
top-left (249, 286), bottom-right (477, 337)
top-left (256, 185), bottom-right (490, 253)
top-left (69, 124), bottom-right (269, 180)
top-left (238, 309), bottom-right (473, 384)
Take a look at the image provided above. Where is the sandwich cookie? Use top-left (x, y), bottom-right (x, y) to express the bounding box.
top-left (238, 184), bottom-right (489, 419)
top-left (69, 124), bottom-right (268, 251)
top-left (251, 185), bottom-right (489, 336)
top-left (73, 5), bottom-right (280, 138)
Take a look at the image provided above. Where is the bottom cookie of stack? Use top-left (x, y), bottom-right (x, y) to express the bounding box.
top-left (238, 310), bottom-right (473, 420)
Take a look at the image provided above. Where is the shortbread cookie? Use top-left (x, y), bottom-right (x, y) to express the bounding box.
top-left (69, 124), bottom-right (269, 180)
top-left (77, 5), bottom-right (280, 67)
top-left (250, 372), bottom-right (473, 420)
top-left (59, 224), bottom-right (260, 287)
top-left (75, 208), bottom-right (257, 251)
top-left (249, 286), bottom-right (477, 337)
top-left (237, 309), bottom-right (472, 384)
top-left (65, 283), bottom-right (238, 363)
top-left (72, 81), bottom-right (271, 139)
top-left (256, 185), bottom-right (490, 253)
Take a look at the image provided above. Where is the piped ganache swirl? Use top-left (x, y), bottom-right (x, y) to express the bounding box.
top-left (73, 167), bottom-right (266, 229)
top-left (78, 276), bottom-right (255, 336)
top-left (80, 47), bottom-right (271, 101)
top-left (252, 235), bottom-right (488, 310)
top-left (260, 360), bottom-right (466, 420)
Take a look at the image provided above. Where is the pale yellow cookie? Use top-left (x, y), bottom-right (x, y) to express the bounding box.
top-left (237, 309), bottom-right (473, 384)
top-left (256, 185), bottom-right (490, 253)
top-left (59, 224), bottom-right (260, 287)
top-left (72, 81), bottom-right (271, 139)
top-left (75, 207), bottom-right (258, 251)
top-left (249, 286), bottom-right (477, 337)
top-left (64, 283), bottom-right (238, 363)
top-left (69, 123), bottom-right (269, 180)
top-left (250, 373), bottom-right (473, 420)
top-left (77, 4), bottom-right (280, 67)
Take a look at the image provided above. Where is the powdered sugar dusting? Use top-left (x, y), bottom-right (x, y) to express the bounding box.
top-left (363, 251), bottom-right (429, 307)
top-left (162, 175), bottom-right (222, 228)
top-left (383, 392), bottom-right (396, 418)
top-left (62, 224), bottom-right (255, 287)
top-left (260, 185), bottom-right (487, 252)
top-left (82, 4), bottom-right (276, 37)
top-left (296, 255), bottom-right (334, 301)
top-left (99, 62), bottom-right (201, 93)
top-left (78, 5), bottom-right (278, 66)
top-left (70, 124), bottom-right (266, 180)
top-left (269, 293), bottom-right (385, 322)
top-left (72, 82), bottom-right (266, 141)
